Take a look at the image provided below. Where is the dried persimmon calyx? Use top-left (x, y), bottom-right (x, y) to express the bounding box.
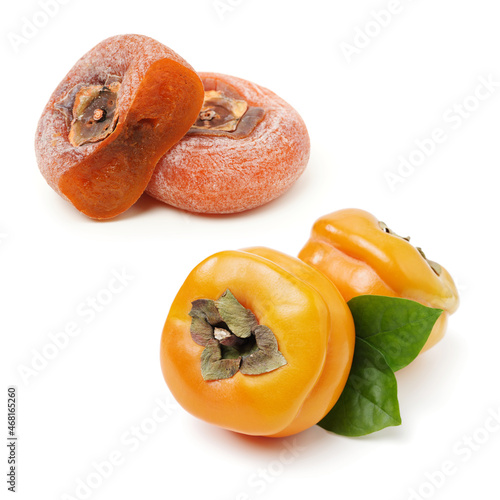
top-left (54, 80), bottom-right (121, 147)
top-left (69, 82), bottom-right (120, 147)
top-left (192, 90), bottom-right (248, 132)
top-left (54, 83), bottom-right (85, 122)
top-left (188, 90), bottom-right (265, 139)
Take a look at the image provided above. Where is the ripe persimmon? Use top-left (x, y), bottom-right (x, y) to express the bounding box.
top-left (160, 248), bottom-right (354, 437)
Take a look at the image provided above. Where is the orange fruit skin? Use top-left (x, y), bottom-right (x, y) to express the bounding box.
top-left (35, 34), bottom-right (204, 220)
top-left (299, 209), bottom-right (460, 352)
top-left (244, 248), bottom-right (355, 437)
top-left (147, 73), bottom-right (310, 214)
top-left (160, 249), bottom-right (354, 437)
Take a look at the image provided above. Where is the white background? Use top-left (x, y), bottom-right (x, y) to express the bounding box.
top-left (1, 0), bottom-right (499, 499)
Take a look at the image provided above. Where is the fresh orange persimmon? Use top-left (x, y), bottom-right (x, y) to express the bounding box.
top-left (160, 248), bottom-right (354, 437)
top-left (299, 209), bottom-right (459, 352)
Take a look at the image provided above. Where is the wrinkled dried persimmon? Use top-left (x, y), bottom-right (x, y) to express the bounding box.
top-left (146, 73), bottom-right (310, 214)
top-left (35, 34), bottom-right (204, 220)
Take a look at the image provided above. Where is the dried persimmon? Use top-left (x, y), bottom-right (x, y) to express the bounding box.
top-left (146, 73), bottom-right (310, 214)
top-left (35, 34), bottom-right (204, 220)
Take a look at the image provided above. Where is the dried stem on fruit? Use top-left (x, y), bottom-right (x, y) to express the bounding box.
top-left (55, 81), bottom-right (121, 147)
top-left (189, 90), bottom-right (265, 139)
top-left (189, 289), bottom-right (287, 380)
top-left (379, 221), bottom-right (442, 276)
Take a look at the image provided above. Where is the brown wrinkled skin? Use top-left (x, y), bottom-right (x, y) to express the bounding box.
top-left (35, 34), bottom-right (204, 220)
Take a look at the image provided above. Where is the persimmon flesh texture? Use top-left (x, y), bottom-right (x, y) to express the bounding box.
top-left (35, 35), bottom-right (204, 220)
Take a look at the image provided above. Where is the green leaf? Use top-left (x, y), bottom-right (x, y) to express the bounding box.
top-left (319, 338), bottom-right (401, 436)
top-left (319, 295), bottom-right (443, 436)
top-left (348, 295), bottom-right (443, 372)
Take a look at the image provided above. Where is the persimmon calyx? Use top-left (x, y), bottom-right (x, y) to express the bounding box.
top-left (378, 221), bottom-right (442, 277)
top-left (240, 325), bottom-right (287, 375)
top-left (200, 340), bottom-right (241, 381)
top-left (189, 289), bottom-right (287, 381)
top-left (188, 90), bottom-right (265, 139)
top-left (416, 247), bottom-right (443, 276)
top-left (55, 78), bottom-right (121, 147)
top-left (378, 221), bottom-right (410, 242)
top-left (192, 90), bottom-right (248, 132)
